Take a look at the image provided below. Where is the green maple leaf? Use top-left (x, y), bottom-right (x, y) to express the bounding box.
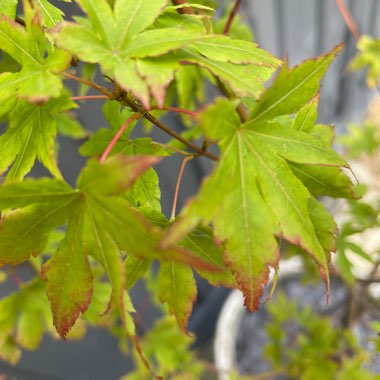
top-left (154, 6), bottom-right (280, 99)
top-left (0, 0), bottom-right (18, 19)
top-left (35, 0), bottom-right (67, 27)
top-left (0, 7), bottom-right (71, 104)
top-left (55, 0), bottom-right (281, 106)
top-left (54, 0), bottom-right (196, 107)
top-left (158, 225), bottom-right (237, 332)
top-left (0, 155), bottom-right (214, 337)
top-left (289, 96), bottom-right (356, 199)
top-left (0, 278), bottom-right (52, 363)
top-left (80, 100), bottom-right (168, 211)
top-left (125, 211), bottom-right (236, 331)
top-left (123, 316), bottom-right (204, 379)
top-left (162, 48), bottom-right (351, 311)
top-left (0, 95), bottom-right (75, 181)
top-left (247, 44), bottom-right (343, 123)
top-left (291, 95), bottom-right (319, 132)
top-left (159, 261), bottom-right (196, 332)
top-left (349, 35), bottom-right (380, 88)
top-left (179, 46), bottom-right (278, 98)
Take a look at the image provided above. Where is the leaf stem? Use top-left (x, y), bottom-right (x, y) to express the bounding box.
top-left (71, 95), bottom-right (109, 101)
top-left (335, 0), bottom-right (360, 41)
top-left (132, 335), bottom-right (163, 380)
top-left (171, 156), bottom-right (193, 221)
top-left (215, 77), bottom-right (248, 122)
top-left (100, 113), bottom-right (142, 162)
top-left (223, 0), bottom-right (243, 35)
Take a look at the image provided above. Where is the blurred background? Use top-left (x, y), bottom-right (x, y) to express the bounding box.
top-left (0, 0), bottom-right (379, 379)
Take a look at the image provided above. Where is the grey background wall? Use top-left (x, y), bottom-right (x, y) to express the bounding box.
top-left (0, 1), bottom-right (379, 379)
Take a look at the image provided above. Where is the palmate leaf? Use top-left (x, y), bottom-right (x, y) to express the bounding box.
top-left (125, 211), bottom-right (236, 331)
top-left (290, 97), bottom-right (356, 199)
top-left (180, 47), bottom-right (277, 98)
top-left (0, 0), bottom-right (18, 19)
top-left (0, 156), bottom-right (218, 337)
top-left (80, 100), bottom-right (168, 211)
top-left (0, 11), bottom-right (70, 103)
top-left (163, 48), bottom-right (351, 311)
top-left (159, 226), bottom-right (237, 332)
top-left (0, 95), bottom-right (75, 181)
top-left (159, 261), bottom-right (196, 333)
top-left (35, 0), bottom-right (66, 27)
top-left (41, 206), bottom-right (93, 338)
top-left (54, 0), bottom-right (195, 107)
top-left (247, 45), bottom-right (343, 123)
top-left (191, 36), bottom-right (279, 66)
top-left (0, 279), bottom-right (52, 362)
top-left (55, 0), bottom-right (281, 107)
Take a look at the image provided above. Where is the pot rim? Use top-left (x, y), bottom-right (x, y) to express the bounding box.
top-left (213, 256), bottom-right (304, 380)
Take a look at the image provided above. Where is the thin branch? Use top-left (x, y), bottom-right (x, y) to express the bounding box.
top-left (151, 105), bottom-right (197, 117)
top-left (63, 72), bottom-right (114, 98)
top-left (223, 0), bottom-right (243, 35)
top-left (172, 0), bottom-right (192, 14)
top-left (65, 72), bottom-right (218, 161)
top-left (335, 0), bottom-right (360, 41)
top-left (100, 113), bottom-right (142, 162)
top-left (144, 112), bottom-right (218, 161)
top-left (155, 142), bottom-right (194, 157)
top-left (71, 95), bottom-right (109, 101)
top-left (171, 156), bottom-right (194, 221)
top-left (120, 96), bottom-right (219, 161)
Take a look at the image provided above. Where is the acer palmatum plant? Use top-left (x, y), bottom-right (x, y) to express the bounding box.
top-left (0, 0), bottom-right (371, 378)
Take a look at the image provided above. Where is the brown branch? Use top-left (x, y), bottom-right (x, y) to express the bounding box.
top-left (155, 142), bottom-right (194, 157)
top-left (151, 105), bottom-right (197, 117)
top-left (71, 95), bottom-right (109, 101)
top-left (144, 112), bottom-right (218, 161)
top-left (63, 72), bottom-right (114, 98)
top-left (223, 0), bottom-right (243, 35)
top-left (172, 0), bottom-right (192, 14)
top-left (64, 73), bottom-right (218, 161)
top-left (120, 95), bottom-right (218, 161)
top-left (335, 0), bottom-right (360, 41)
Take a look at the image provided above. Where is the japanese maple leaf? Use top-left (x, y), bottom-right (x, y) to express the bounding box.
top-left (54, 0), bottom-right (197, 107)
top-left (0, 95), bottom-right (74, 181)
top-left (125, 211), bottom-right (237, 332)
top-left (0, 155), bottom-right (216, 337)
top-left (54, 0), bottom-right (282, 107)
top-left (0, 11), bottom-right (70, 104)
top-left (162, 46), bottom-right (352, 311)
